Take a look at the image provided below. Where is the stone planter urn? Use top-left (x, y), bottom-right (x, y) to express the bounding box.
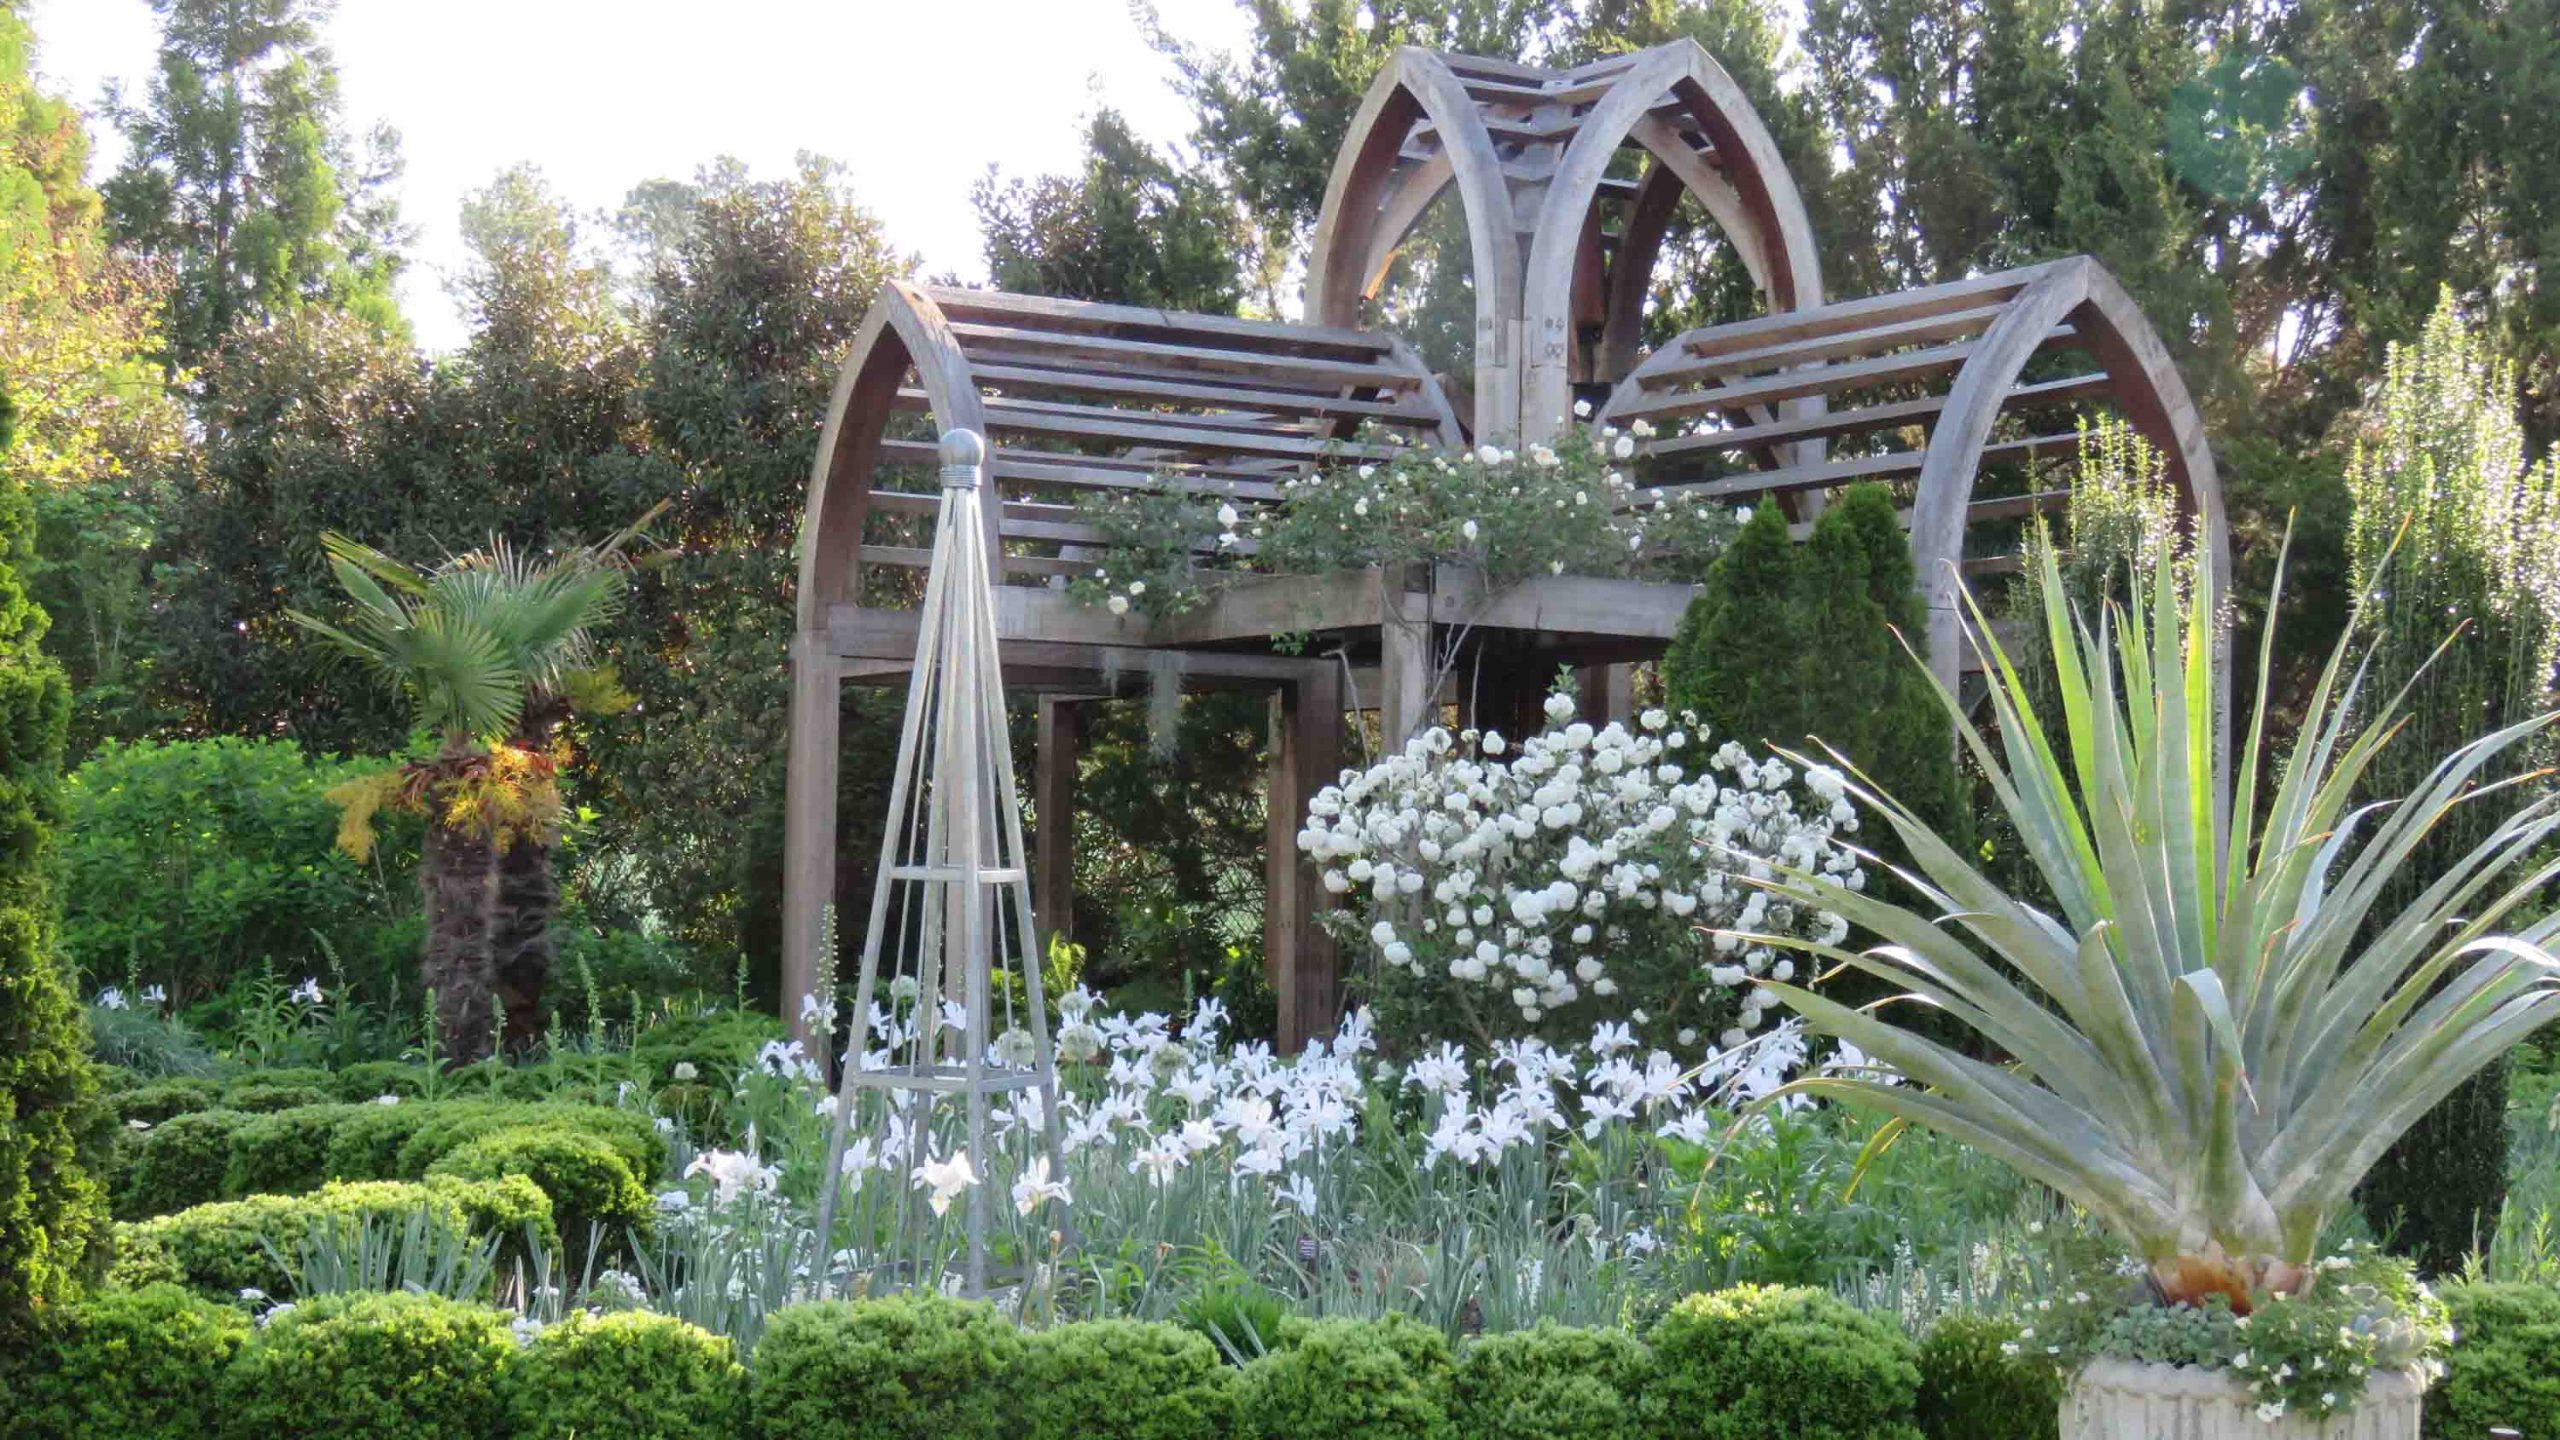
top-left (2063, 1359), bottom-right (2428, 1440)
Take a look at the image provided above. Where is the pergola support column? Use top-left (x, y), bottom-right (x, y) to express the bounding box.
top-left (782, 630), bottom-right (841, 1048)
top-left (1033, 697), bottom-right (1085, 963)
top-left (1265, 666), bottom-right (1342, 1051)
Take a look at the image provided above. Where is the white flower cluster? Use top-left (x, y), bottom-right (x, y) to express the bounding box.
top-left (1299, 694), bottom-right (1859, 1047)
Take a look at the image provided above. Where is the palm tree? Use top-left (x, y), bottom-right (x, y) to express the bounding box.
top-left (1753, 537), bottom-right (2560, 1307)
top-left (291, 510), bottom-right (657, 1062)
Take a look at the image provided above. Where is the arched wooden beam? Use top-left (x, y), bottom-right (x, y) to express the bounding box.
top-left (1519, 42), bottom-right (1824, 439)
top-left (1907, 257), bottom-right (2227, 689)
top-left (796, 279), bottom-right (986, 630)
top-left (1306, 48), bottom-right (1525, 436)
top-left (1357, 150), bottom-right (1454, 302)
top-left (1594, 158), bottom-right (1688, 381)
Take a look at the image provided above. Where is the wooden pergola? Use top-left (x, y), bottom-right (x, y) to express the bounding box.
top-left (782, 40), bottom-right (2228, 1052)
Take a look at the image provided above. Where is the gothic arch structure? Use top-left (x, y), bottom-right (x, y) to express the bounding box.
top-left (784, 46), bottom-right (2233, 1053)
top-left (1594, 256), bottom-right (2227, 680)
top-left (1305, 41), bottom-right (1825, 441)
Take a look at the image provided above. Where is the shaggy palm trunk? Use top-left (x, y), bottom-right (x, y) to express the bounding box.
top-left (491, 833), bottom-right (558, 1055)
top-left (422, 817), bottom-right (501, 1066)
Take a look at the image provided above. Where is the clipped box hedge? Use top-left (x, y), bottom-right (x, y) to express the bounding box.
top-left (111, 1175), bottom-right (554, 1299)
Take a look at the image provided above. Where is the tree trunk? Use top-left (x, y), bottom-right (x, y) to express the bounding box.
top-left (422, 817), bottom-right (500, 1067)
top-left (491, 834), bottom-right (558, 1056)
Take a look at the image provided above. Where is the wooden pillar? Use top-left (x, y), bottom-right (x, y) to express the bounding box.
top-left (1032, 697), bottom-right (1084, 963)
top-left (1573, 663), bottom-right (1634, 724)
top-left (1379, 580), bottom-right (1432, 747)
top-left (781, 631), bottom-right (840, 1048)
top-left (1267, 666), bottom-right (1343, 1052)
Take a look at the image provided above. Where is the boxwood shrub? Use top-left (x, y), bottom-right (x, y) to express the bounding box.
top-left (118, 1175), bottom-right (554, 1298)
top-left (1449, 1320), bottom-right (1651, 1440)
top-left (215, 1290), bottom-right (514, 1440)
top-left (1021, 1318), bottom-right (1236, 1440)
top-left (115, 1077), bottom-right (221, 1125)
top-left (1233, 1312), bottom-right (1454, 1440)
top-left (2428, 1281), bottom-right (2560, 1439)
top-left (427, 1123), bottom-right (653, 1248)
top-left (1644, 1284), bottom-right (1924, 1440)
top-left (753, 1293), bottom-right (1027, 1440)
top-left (117, 1108), bottom-right (256, 1217)
top-left (4, 1282), bottom-right (251, 1440)
top-left (1914, 1313), bottom-right (2060, 1440)
top-left (509, 1309), bottom-right (749, 1440)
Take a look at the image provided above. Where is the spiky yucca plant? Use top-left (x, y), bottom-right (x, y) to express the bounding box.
top-left (1753, 539), bottom-right (2560, 1309)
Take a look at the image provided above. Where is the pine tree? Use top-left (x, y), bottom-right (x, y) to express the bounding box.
top-left (1823, 485), bottom-right (1964, 839)
top-left (0, 379), bottom-right (106, 1333)
top-left (100, 0), bottom-right (407, 379)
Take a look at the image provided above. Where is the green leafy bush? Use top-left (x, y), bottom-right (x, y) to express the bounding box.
top-left (58, 738), bottom-right (418, 1003)
top-left (218, 1075), bottom-right (336, 1113)
top-left (1448, 1321), bottom-right (1650, 1440)
top-left (427, 1123), bottom-right (653, 1247)
top-left (325, 1059), bottom-right (433, 1101)
top-left (1021, 1319), bottom-right (1236, 1440)
top-left (631, 1007), bottom-right (785, 1084)
top-left (1233, 1312), bottom-right (1454, 1440)
top-left (120, 1175), bottom-right (553, 1297)
top-left (223, 1103), bottom-right (362, 1195)
top-left (2428, 1282), bottom-right (2560, 1439)
top-left (1914, 1314), bottom-right (2060, 1440)
top-left (4, 1282), bottom-right (251, 1440)
top-left (510, 1309), bottom-right (749, 1440)
top-left (752, 1294), bottom-right (1027, 1440)
top-left (216, 1290), bottom-right (513, 1440)
top-left (1644, 1285), bottom-right (1924, 1440)
top-left (115, 1078), bottom-right (221, 1124)
top-left (117, 1108), bottom-right (254, 1217)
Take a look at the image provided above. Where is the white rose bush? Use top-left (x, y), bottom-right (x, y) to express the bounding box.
top-left (1298, 689), bottom-right (1863, 1052)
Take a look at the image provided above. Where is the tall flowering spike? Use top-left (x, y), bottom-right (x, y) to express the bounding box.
top-left (812, 429), bottom-right (1070, 1299)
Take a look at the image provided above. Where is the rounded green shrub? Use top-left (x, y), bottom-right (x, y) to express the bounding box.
top-left (1914, 1313), bottom-right (2060, 1440)
top-left (115, 1078), bottom-right (222, 1124)
top-left (752, 1294), bottom-right (1027, 1440)
top-left (1022, 1318), bottom-right (1236, 1440)
top-left (1234, 1312), bottom-right (1454, 1440)
top-left (5, 1282), bottom-right (251, 1440)
top-left (1644, 1285), bottom-right (1924, 1440)
top-left (509, 1309), bottom-right (748, 1440)
top-left (428, 1123), bottom-right (652, 1248)
top-left (327, 1060), bottom-right (433, 1102)
top-left (222, 1103), bottom-right (361, 1196)
top-left (217, 1290), bottom-right (513, 1440)
top-left (219, 1082), bottom-right (334, 1114)
top-left (123, 1175), bottom-right (553, 1298)
top-left (633, 1008), bottom-right (785, 1084)
top-left (2428, 1281), bottom-right (2560, 1439)
top-left (118, 1108), bottom-right (254, 1217)
top-left (1449, 1321), bottom-right (1651, 1440)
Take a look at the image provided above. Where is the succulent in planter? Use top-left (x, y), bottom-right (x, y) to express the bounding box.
top-left (1744, 541), bottom-right (2560, 1425)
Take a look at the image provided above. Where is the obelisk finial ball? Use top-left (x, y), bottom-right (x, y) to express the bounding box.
top-left (939, 428), bottom-right (987, 469)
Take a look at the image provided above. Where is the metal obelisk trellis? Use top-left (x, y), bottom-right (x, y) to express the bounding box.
top-left (812, 428), bottom-right (1069, 1299)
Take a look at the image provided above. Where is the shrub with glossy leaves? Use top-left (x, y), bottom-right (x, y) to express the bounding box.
top-left (2427, 1282), bottom-right (2560, 1439)
top-left (116, 1107), bottom-right (254, 1217)
top-left (427, 1123), bottom-right (652, 1248)
top-left (1914, 1313), bottom-right (2060, 1440)
top-left (1448, 1321), bottom-right (1650, 1440)
top-left (509, 1309), bottom-right (748, 1440)
top-left (1021, 1319), bottom-right (1236, 1440)
top-left (1234, 1312), bottom-right (1455, 1440)
top-left (216, 1290), bottom-right (513, 1440)
top-left (5, 1282), bottom-right (251, 1440)
top-left (1644, 1285), bottom-right (1924, 1440)
top-left (752, 1294), bottom-right (1027, 1440)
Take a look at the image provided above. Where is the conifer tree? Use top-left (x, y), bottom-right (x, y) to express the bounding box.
top-left (1665, 500), bottom-right (1804, 753)
top-left (0, 379), bottom-right (106, 1333)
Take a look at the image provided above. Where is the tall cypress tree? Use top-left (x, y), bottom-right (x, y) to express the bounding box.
top-left (1665, 500), bottom-right (1806, 754)
top-left (0, 381), bottom-right (105, 1333)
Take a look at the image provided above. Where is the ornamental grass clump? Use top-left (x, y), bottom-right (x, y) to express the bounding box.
top-left (1749, 537), bottom-right (2560, 1415)
top-left (1298, 692), bottom-right (1858, 1049)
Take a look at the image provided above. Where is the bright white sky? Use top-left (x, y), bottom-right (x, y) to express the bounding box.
top-left (24, 0), bottom-right (1257, 353)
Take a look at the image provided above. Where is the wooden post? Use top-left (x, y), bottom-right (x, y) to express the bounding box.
top-left (1379, 577), bottom-right (1432, 747)
top-left (1574, 663), bottom-right (1634, 724)
top-left (1267, 667), bottom-right (1343, 1052)
top-left (781, 631), bottom-right (841, 1048)
top-left (1033, 697), bottom-right (1083, 963)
